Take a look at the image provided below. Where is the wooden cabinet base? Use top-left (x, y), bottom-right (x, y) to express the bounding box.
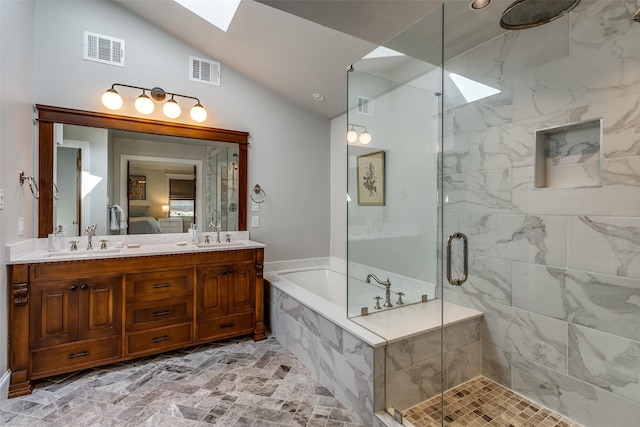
top-left (8, 248), bottom-right (265, 397)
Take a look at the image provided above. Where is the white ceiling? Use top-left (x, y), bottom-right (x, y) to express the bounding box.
top-left (115, 0), bottom-right (513, 119)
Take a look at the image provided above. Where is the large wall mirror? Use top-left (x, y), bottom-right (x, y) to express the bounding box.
top-left (37, 105), bottom-right (248, 238)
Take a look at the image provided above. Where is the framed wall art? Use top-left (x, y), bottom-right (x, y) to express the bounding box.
top-left (357, 150), bottom-right (385, 206)
top-left (128, 175), bottom-right (146, 200)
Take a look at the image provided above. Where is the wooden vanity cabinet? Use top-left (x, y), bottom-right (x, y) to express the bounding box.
top-left (7, 247), bottom-right (266, 398)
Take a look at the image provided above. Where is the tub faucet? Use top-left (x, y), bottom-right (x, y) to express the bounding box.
top-left (365, 273), bottom-right (393, 308)
top-left (85, 223), bottom-right (97, 250)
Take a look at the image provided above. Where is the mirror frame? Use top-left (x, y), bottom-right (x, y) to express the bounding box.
top-left (37, 104), bottom-right (249, 237)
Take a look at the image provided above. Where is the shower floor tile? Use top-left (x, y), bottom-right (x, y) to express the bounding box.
top-left (0, 335), bottom-right (364, 426)
top-left (402, 376), bottom-right (583, 427)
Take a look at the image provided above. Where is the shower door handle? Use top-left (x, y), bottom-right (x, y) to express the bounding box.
top-left (447, 232), bottom-right (468, 286)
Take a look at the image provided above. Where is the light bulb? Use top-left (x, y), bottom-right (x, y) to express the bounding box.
top-left (163, 98), bottom-right (181, 119)
top-left (134, 93), bottom-right (154, 115)
top-left (101, 88), bottom-right (123, 110)
top-left (359, 131), bottom-right (372, 145)
top-left (346, 129), bottom-right (358, 143)
top-left (190, 103), bottom-right (207, 122)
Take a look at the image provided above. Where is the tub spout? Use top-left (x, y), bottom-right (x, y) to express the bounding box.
top-left (365, 273), bottom-right (393, 308)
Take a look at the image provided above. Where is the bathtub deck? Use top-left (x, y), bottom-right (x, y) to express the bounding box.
top-left (351, 299), bottom-right (483, 344)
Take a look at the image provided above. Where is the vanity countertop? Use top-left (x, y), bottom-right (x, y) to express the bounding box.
top-left (5, 231), bottom-right (265, 265)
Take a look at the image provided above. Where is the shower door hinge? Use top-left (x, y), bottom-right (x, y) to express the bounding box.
top-left (361, 307), bottom-right (369, 316)
top-left (393, 409), bottom-right (403, 423)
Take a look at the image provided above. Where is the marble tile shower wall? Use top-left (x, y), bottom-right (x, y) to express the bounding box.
top-left (442, 1), bottom-right (640, 426)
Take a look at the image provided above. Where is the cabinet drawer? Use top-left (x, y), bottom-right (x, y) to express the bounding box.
top-left (197, 312), bottom-right (254, 342)
top-left (126, 297), bottom-right (193, 332)
top-left (31, 336), bottom-right (120, 378)
top-left (126, 323), bottom-right (192, 356)
top-left (126, 269), bottom-right (193, 302)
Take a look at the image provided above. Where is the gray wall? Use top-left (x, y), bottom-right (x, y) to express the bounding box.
top-left (0, 0), bottom-right (37, 397)
top-left (33, 0), bottom-right (330, 262)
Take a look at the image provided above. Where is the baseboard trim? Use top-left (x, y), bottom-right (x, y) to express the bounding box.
top-left (0, 369), bottom-right (11, 400)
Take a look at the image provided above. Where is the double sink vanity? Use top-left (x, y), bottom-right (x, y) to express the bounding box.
top-left (6, 105), bottom-right (264, 398)
top-left (6, 233), bottom-right (266, 398)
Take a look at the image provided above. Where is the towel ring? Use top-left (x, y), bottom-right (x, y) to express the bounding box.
top-left (250, 184), bottom-right (267, 204)
top-left (19, 171), bottom-right (39, 199)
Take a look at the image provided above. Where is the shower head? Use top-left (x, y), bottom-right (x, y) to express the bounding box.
top-left (500, 0), bottom-right (581, 30)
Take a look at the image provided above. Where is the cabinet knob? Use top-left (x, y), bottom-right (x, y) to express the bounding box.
top-left (80, 284), bottom-right (88, 290)
top-left (222, 270), bottom-right (227, 275)
top-left (228, 269), bottom-right (234, 274)
top-left (69, 285), bottom-right (77, 291)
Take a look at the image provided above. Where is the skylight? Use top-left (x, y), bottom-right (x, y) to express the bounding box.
top-left (363, 46), bottom-right (405, 60)
top-left (174, 0), bottom-right (241, 32)
top-left (449, 72), bottom-right (501, 103)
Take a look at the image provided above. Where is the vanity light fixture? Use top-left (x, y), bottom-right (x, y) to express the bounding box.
top-left (101, 83), bottom-right (208, 123)
top-left (346, 124), bottom-right (372, 145)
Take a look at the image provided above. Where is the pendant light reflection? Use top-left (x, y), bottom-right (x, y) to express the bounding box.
top-left (101, 83), bottom-right (207, 123)
top-left (346, 124), bottom-right (372, 145)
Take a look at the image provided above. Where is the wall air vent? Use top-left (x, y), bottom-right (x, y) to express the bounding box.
top-left (83, 31), bottom-right (124, 67)
top-left (357, 96), bottom-right (374, 115)
top-left (190, 56), bottom-right (220, 86)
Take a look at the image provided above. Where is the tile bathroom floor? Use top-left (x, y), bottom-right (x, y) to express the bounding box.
top-left (0, 335), bottom-right (364, 426)
top-left (402, 376), bottom-right (583, 427)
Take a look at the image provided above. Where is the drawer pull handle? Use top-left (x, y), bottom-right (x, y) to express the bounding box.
top-left (220, 322), bottom-right (235, 329)
top-left (152, 310), bottom-right (171, 317)
top-left (67, 351), bottom-right (89, 359)
top-left (153, 283), bottom-right (171, 289)
top-left (152, 335), bottom-right (170, 343)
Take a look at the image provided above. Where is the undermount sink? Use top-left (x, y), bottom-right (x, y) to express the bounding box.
top-left (193, 241), bottom-right (247, 249)
top-left (43, 248), bottom-right (122, 259)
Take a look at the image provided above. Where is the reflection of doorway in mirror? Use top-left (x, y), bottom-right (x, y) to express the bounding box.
top-left (55, 145), bottom-right (83, 237)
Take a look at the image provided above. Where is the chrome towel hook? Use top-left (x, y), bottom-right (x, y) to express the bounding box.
top-left (250, 184), bottom-right (266, 204)
top-left (19, 171), bottom-right (39, 199)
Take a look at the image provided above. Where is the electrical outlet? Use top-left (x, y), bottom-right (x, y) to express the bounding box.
top-left (252, 201), bottom-right (260, 212)
top-left (251, 215), bottom-right (260, 228)
top-left (0, 189), bottom-right (4, 210)
top-left (18, 217), bottom-right (24, 236)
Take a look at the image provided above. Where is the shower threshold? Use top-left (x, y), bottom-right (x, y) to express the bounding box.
top-left (401, 376), bottom-right (583, 427)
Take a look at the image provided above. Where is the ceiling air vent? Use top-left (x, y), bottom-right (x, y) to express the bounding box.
top-left (357, 96), bottom-right (374, 115)
top-left (83, 31), bottom-right (124, 67)
top-left (190, 56), bottom-right (220, 86)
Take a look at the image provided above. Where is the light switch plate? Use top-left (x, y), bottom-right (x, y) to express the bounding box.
top-left (252, 201), bottom-right (260, 212)
top-left (0, 189), bottom-right (4, 209)
top-left (251, 215), bottom-right (259, 228)
top-left (18, 217), bottom-right (24, 236)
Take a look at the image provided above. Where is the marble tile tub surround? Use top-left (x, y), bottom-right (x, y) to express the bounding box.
top-left (0, 335), bottom-right (365, 426)
top-left (265, 257), bottom-right (484, 425)
top-left (441, 1), bottom-right (640, 425)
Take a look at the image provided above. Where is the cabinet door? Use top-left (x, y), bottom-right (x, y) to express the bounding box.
top-left (30, 280), bottom-right (79, 348)
top-left (78, 276), bottom-right (122, 340)
top-left (196, 266), bottom-right (227, 319)
top-left (227, 262), bottom-right (255, 315)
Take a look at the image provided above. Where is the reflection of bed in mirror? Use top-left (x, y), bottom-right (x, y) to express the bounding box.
top-left (128, 205), bottom-right (162, 234)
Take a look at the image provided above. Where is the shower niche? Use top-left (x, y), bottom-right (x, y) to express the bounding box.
top-left (534, 118), bottom-right (603, 189)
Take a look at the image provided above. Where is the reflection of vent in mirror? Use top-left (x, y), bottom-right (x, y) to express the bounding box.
top-left (534, 118), bottom-right (603, 189)
top-left (190, 56), bottom-right (220, 86)
top-left (83, 31), bottom-right (124, 67)
top-left (357, 96), bottom-right (373, 115)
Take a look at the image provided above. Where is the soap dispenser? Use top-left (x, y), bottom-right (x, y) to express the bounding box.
top-left (189, 224), bottom-right (198, 243)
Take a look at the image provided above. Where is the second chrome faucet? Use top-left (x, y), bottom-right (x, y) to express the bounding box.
top-left (365, 273), bottom-right (393, 308)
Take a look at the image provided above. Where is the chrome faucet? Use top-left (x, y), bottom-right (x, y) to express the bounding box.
top-left (365, 273), bottom-right (393, 308)
top-left (214, 221), bottom-right (222, 244)
top-left (85, 224), bottom-right (97, 250)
